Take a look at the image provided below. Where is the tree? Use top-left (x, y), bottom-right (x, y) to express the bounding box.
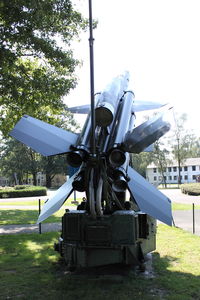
top-left (0, 107), bottom-right (79, 186)
top-left (40, 155), bottom-right (67, 188)
top-left (151, 140), bottom-right (170, 188)
top-left (0, 0), bottom-right (87, 135)
top-left (169, 113), bottom-right (199, 184)
top-left (0, 138), bottom-right (41, 185)
top-left (130, 152), bottom-right (152, 178)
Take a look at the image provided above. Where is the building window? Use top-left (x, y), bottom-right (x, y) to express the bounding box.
top-left (168, 167), bottom-right (171, 172)
top-left (153, 168), bottom-right (157, 173)
top-left (174, 176), bottom-right (177, 180)
top-left (184, 175), bottom-right (188, 180)
top-left (193, 175), bottom-right (196, 180)
top-left (154, 176), bottom-right (157, 181)
top-left (192, 166), bottom-right (196, 171)
top-left (164, 176), bottom-right (166, 181)
top-left (180, 167), bottom-right (182, 171)
top-left (173, 167), bottom-right (177, 172)
top-left (169, 176), bottom-right (172, 180)
top-left (184, 166), bottom-right (188, 171)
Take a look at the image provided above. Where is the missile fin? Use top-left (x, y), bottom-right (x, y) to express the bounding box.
top-left (67, 105), bottom-right (90, 114)
top-left (67, 100), bottom-right (166, 114)
top-left (37, 171), bottom-right (79, 223)
top-left (10, 115), bottom-right (78, 156)
top-left (133, 101), bottom-right (167, 112)
top-left (127, 166), bottom-right (172, 226)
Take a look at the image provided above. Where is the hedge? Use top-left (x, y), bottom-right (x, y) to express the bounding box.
top-left (0, 186), bottom-right (47, 198)
top-left (181, 183), bottom-right (200, 196)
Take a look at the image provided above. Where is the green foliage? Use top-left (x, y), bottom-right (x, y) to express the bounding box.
top-left (0, 138), bottom-right (41, 185)
top-left (180, 183), bottom-right (200, 195)
top-left (0, 0), bottom-right (87, 136)
top-left (170, 113), bottom-right (200, 163)
top-left (130, 152), bottom-right (152, 177)
top-left (14, 185), bottom-right (34, 190)
top-left (40, 155), bottom-right (67, 188)
top-left (0, 186), bottom-right (47, 198)
top-left (151, 140), bottom-right (170, 186)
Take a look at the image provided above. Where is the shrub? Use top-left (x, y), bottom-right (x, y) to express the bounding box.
top-left (181, 183), bottom-right (200, 196)
top-left (0, 186), bottom-right (47, 198)
top-left (14, 185), bottom-right (34, 190)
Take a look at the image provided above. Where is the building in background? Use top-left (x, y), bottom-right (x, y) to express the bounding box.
top-left (27, 172), bottom-right (66, 187)
top-left (146, 158), bottom-right (200, 186)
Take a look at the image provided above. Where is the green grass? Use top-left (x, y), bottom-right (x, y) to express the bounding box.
top-left (172, 202), bottom-right (200, 210)
top-left (0, 198), bottom-right (81, 206)
top-left (1, 202), bottom-right (199, 226)
top-left (0, 208), bottom-right (71, 225)
top-left (0, 225), bottom-right (200, 299)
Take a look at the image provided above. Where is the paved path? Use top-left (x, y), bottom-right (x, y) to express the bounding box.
top-left (160, 188), bottom-right (200, 205)
top-left (0, 222), bottom-right (61, 235)
top-left (172, 210), bottom-right (200, 235)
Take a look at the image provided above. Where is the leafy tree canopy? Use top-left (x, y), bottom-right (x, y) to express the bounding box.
top-left (0, 0), bottom-right (87, 135)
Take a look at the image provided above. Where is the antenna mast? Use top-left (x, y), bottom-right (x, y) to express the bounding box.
top-left (88, 0), bottom-right (96, 156)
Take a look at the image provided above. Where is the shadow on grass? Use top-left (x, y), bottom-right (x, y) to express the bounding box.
top-left (0, 209), bottom-right (63, 225)
top-left (153, 252), bottom-right (200, 300)
top-left (0, 232), bottom-right (200, 300)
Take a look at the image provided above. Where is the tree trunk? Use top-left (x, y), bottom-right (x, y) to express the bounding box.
top-left (46, 174), bottom-right (52, 188)
top-left (32, 173), bottom-right (37, 186)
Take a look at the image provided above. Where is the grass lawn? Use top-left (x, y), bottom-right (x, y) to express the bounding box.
top-left (0, 209), bottom-right (66, 225)
top-left (172, 202), bottom-right (200, 210)
top-left (0, 225), bottom-right (200, 300)
top-left (1, 202), bottom-right (199, 226)
top-left (0, 198), bottom-right (81, 206)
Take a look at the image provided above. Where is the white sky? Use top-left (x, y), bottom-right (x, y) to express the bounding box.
top-left (65, 0), bottom-right (200, 136)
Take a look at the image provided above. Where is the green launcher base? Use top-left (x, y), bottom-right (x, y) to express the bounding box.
top-left (55, 210), bottom-right (156, 269)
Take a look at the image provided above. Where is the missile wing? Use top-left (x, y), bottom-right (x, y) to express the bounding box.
top-left (127, 166), bottom-right (172, 226)
top-left (10, 115), bottom-right (78, 156)
top-left (37, 171), bottom-right (79, 223)
top-left (67, 100), bottom-right (167, 115)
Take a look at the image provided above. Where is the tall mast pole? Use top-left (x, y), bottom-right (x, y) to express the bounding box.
top-left (88, 0), bottom-right (96, 156)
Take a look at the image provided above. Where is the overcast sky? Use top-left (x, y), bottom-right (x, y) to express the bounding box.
top-left (66, 0), bottom-right (200, 136)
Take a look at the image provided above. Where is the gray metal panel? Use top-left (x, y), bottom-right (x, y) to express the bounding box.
top-left (37, 171), bottom-right (79, 223)
top-left (10, 115), bottom-right (78, 156)
top-left (127, 166), bottom-right (172, 226)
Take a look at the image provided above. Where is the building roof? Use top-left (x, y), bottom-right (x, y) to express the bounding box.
top-left (147, 157), bottom-right (200, 169)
